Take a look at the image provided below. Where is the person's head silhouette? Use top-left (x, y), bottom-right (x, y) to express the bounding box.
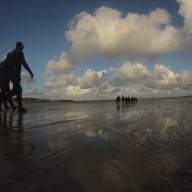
top-left (16, 42), bottom-right (24, 50)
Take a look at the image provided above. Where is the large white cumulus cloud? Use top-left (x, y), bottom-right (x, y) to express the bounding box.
top-left (46, 6), bottom-right (182, 74)
top-left (177, 0), bottom-right (192, 34)
top-left (77, 69), bottom-right (109, 89)
top-left (43, 1), bottom-right (192, 100)
top-left (45, 61), bottom-right (192, 100)
top-left (67, 7), bottom-right (181, 57)
top-left (177, 0), bottom-right (192, 55)
top-left (114, 62), bottom-right (192, 90)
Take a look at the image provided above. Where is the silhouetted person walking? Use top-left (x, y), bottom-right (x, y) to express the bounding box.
top-left (116, 95), bottom-right (120, 103)
top-left (0, 60), bottom-right (16, 111)
top-left (6, 42), bottom-right (33, 112)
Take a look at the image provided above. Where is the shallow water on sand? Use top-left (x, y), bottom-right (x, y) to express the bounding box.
top-left (1, 98), bottom-right (192, 192)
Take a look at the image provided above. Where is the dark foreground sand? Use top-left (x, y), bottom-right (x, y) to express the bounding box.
top-left (1, 98), bottom-right (192, 192)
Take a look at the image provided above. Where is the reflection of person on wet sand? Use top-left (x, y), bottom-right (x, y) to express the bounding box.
top-left (0, 111), bottom-right (25, 189)
top-left (0, 110), bottom-right (23, 133)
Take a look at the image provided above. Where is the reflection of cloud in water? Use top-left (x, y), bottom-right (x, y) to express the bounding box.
top-left (159, 117), bottom-right (178, 137)
top-left (85, 129), bottom-right (104, 138)
top-left (1, 99), bottom-right (192, 191)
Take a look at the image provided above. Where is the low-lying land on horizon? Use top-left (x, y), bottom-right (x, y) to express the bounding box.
top-left (17, 95), bottom-right (192, 103)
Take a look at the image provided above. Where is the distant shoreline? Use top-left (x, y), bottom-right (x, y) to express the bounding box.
top-left (17, 95), bottom-right (192, 103)
top-left (14, 97), bottom-right (74, 103)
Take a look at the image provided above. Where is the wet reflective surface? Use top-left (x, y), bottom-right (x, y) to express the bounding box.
top-left (1, 98), bottom-right (192, 191)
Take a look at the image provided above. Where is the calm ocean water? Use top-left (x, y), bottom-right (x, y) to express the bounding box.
top-left (1, 97), bottom-right (192, 191)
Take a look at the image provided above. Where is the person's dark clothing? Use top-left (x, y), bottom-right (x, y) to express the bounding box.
top-left (6, 49), bottom-right (26, 78)
top-left (6, 49), bottom-right (28, 110)
top-left (1, 42), bottom-right (33, 112)
top-left (0, 61), bottom-right (15, 110)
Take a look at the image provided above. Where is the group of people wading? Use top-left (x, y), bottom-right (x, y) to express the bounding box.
top-left (116, 95), bottom-right (138, 105)
top-left (0, 42), bottom-right (34, 112)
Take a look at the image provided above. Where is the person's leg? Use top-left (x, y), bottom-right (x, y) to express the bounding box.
top-left (3, 85), bottom-right (10, 109)
top-left (9, 82), bottom-right (17, 98)
top-left (17, 84), bottom-right (25, 110)
top-left (12, 80), bottom-right (26, 112)
top-left (5, 84), bottom-right (17, 110)
top-left (8, 98), bottom-right (17, 110)
top-left (0, 86), bottom-right (6, 111)
top-left (0, 91), bottom-right (2, 111)
top-left (0, 72), bottom-right (4, 111)
top-left (4, 100), bottom-right (9, 109)
top-left (9, 74), bottom-right (27, 112)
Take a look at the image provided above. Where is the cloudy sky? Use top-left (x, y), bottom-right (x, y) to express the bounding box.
top-left (1, 0), bottom-right (192, 100)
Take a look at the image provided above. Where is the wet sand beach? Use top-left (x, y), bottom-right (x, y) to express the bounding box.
top-left (1, 97), bottom-right (192, 192)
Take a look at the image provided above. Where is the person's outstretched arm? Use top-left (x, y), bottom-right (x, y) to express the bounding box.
top-left (21, 52), bottom-right (34, 79)
top-left (23, 62), bottom-right (34, 79)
